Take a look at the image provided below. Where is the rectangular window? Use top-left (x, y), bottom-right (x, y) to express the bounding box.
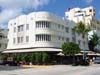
top-left (13, 38), bottom-right (16, 44)
top-left (58, 25), bottom-right (60, 29)
top-left (21, 37), bottom-right (23, 43)
top-left (65, 27), bottom-right (69, 33)
top-left (78, 40), bottom-right (81, 45)
top-left (26, 36), bottom-right (29, 42)
top-left (17, 37), bottom-right (20, 43)
top-left (5, 44), bottom-right (7, 48)
top-left (62, 37), bottom-right (64, 41)
top-left (72, 37), bottom-right (76, 43)
top-left (14, 27), bottom-right (16, 33)
top-left (14, 23), bottom-right (16, 25)
top-left (58, 36), bottom-right (61, 40)
top-left (0, 35), bottom-right (2, 39)
top-left (18, 25), bottom-right (24, 32)
top-left (66, 38), bottom-right (69, 42)
top-left (89, 9), bottom-right (92, 12)
top-left (72, 29), bottom-right (75, 35)
top-left (62, 26), bottom-right (64, 29)
top-left (83, 41), bottom-right (85, 46)
top-left (26, 24), bottom-right (29, 30)
top-left (0, 44), bottom-right (1, 48)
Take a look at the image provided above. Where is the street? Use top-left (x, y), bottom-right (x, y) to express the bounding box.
top-left (0, 64), bottom-right (100, 75)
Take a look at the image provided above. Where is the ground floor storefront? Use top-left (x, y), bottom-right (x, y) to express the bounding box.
top-left (1, 48), bottom-right (100, 66)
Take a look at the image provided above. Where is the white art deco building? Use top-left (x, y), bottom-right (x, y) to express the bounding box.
top-left (3, 12), bottom-right (88, 53)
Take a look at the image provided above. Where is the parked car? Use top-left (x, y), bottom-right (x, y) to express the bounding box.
top-left (94, 58), bottom-right (100, 64)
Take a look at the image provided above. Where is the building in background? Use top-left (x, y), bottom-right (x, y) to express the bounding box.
top-left (2, 12), bottom-right (88, 53)
top-left (65, 6), bottom-right (100, 50)
top-left (0, 28), bottom-right (8, 51)
top-left (65, 6), bottom-right (95, 25)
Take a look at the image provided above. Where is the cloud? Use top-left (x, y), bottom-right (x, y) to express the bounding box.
top-left (84, 0), bottom-right (94, 4)
top-left (0, 0), bottom-right (49, 28)
top-left (0, 9), bottom-right (22, 24)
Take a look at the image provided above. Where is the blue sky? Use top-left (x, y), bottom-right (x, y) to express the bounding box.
top-left (0, 0), bottom-right (100, 28)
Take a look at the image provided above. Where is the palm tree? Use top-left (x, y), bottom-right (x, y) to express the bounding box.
top-left (88, 32), bottom-right (100, 52)
top-left (73, 21), bottom-right (92, 60)
top-left (73, 21), bottom-right (91, 38)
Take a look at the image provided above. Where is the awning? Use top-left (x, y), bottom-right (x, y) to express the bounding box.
top-left (57, 52), bottom-right (82, 56)
top-left (2, 48), bottom-right (62, 53)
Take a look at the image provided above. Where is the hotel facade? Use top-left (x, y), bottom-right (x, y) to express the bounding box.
top-left (3, 12), bottom-right (88, 53)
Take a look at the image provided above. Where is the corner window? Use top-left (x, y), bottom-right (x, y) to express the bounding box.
top-left (36, 21), bottom-right (50, 28)
top-left (36, 34), bottom-right (51, 41)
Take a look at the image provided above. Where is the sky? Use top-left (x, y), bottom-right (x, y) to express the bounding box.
top-left (0, 0), bottom-right (100, 29)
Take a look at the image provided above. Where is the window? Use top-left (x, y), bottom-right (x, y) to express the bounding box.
top-left (72, 37), bottom-right (76, 43)
top-left (31, 18), bottom-right (33, 20)
top-left (36, 21), bottom-right (50, 28)
top-left (65, 27), bottom-right (69, 33)
top-left (0, 35), bottom-right (3, 39)
top-left (66, 38), bottom-right (69, 42)
top-left (0, 44), bottom-right (1, 48)
top-left (58, 36), bottom-right (61, 40)
top-left (17, 36), bottom-right (23, 43)
top-left (36, 34), bottom-right (51, 41)
top-left (26, 24), bottom-right (29, 30)
top-left (5, 44), bottom-right (7, 48)
top-left (62, 37), bottom-right (64, 41)
top-left (89, 9), bottom-right (92, 12)
top-left (14, 27), bottom-right (16, 33)
top-left (18, 25), bottom-right (24, 32)
top-left (13, 38), bottom-right (16, 44)
top-left (83, 41), bottom-right (85, 46)
top-left (17, 37), bottom-right (20, 43)
top-left (77, 10), bottom-right (82, 13)
top-left (78, 40), bottom-right (81, 45)
top-left (77, 14), bottom-right (84, 16)
top-left (72, 29), bottom-right (75, 35)
top-left (94, 13), bottom-right (95, 16)
top-left (21, 37), bottom-right (23, 43)
top-left (66, 16), bottom-right (69, 18)
top-left (93, 9), bottom-right (95, 12)
top-left (26, 36), bottom-right (29, 42)
top-left (14, 23), bottom-right (16, 25)
top-left (62, 26), bottom-right (64, 29)
top-left (58, 24), bottom-right (60, 29)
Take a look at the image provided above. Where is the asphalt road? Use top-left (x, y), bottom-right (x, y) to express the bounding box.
top-left (0, 64), bottom-right (100, 75)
